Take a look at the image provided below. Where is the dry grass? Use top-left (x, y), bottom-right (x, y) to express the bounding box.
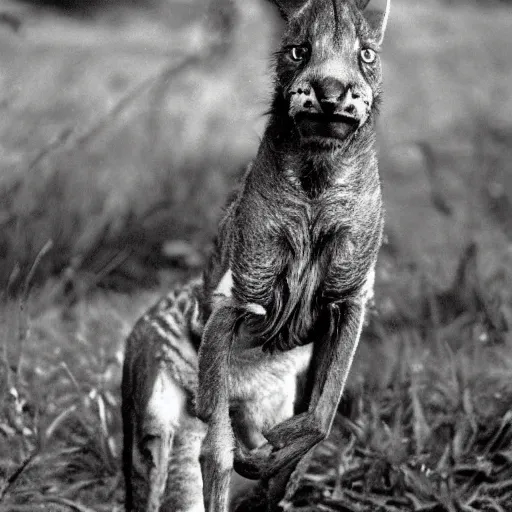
top-left (0, 0), bottom-right (511, 510)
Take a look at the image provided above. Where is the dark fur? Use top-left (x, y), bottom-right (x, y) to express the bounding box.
top-left (201, 0), bottom-right (384, 351)
top-left (196, 0), bottom-right (388, 510)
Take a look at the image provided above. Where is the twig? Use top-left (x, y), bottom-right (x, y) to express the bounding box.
top-left (59, 362), bottom-right (83, 396)
top-left (25, 129), bottom-right (74, 175)
top-left (3, 264), bottom-right (20, 300)
top-left (22, 41), bottom-right (228, 179)
top-left (73, 59), bottom-right (196, 149)
top-left (12, 240), bottom-right (53, 377)
top-left (0, 451), bottom-right (37, 502)
top-left (20, 240), bottom-right (54, 300)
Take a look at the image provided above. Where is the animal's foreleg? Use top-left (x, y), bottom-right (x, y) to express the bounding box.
top-left (269, 300), bottom-right (364, 458)
top-left (197, 303), bottom-right (239, 512)
top-left (236, 300), bottom-right (365, 481)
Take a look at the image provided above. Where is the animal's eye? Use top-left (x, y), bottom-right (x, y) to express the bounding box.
top-left (360, 48), bottom-right (377, 64)
top-left (289, 45), bottom-right (310, 62)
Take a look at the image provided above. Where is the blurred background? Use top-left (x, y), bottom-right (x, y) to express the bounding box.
top-left (0, 0), bottom-right (511, 510)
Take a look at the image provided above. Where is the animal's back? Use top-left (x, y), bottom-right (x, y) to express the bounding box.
top-left (122, 279), bottom-right (205, 512)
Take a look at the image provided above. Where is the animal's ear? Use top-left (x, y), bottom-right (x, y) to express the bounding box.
top-left (357, 0), bottom-right (390, 45)
top-left (268, 0), bottom-right (309, 20)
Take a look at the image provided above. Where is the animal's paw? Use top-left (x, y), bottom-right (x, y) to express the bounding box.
top-left (264, 412), bottom-right (313, 449)
top-left (235, 439), bottom-right (312, 480)
top-left (234, 441), bottom-right (274, 480)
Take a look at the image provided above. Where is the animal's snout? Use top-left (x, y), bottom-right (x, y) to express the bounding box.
top-left (289, 75), bottom-right (373, 141)
top-left (314, 77), bottom-right (345, 105)
top-left (312, 77), bottom-right (362, 118)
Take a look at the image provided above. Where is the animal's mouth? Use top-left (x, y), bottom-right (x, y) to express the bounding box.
top-left (296, 112), bottom-right (360, 126)
top-left (294, 111), bottom-right (360, 141)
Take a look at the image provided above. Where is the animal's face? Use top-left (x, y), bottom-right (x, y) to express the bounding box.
top-left (272, 0), bottom-right (389, 146)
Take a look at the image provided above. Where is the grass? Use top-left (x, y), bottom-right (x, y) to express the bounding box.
top-left (0, 237), bottom-right (510, 512)
top-left (0, 279), bottom-right (160, 511)
top-left (0, 0), bottom-right (511, 510)
top-left (291, 248), bottom-right (512, 511)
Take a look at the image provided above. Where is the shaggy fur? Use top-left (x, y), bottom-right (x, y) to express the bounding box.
top-left (197, 0), bottom-right (389, 509)
top-left (122, 0), bottom-right (389, 510)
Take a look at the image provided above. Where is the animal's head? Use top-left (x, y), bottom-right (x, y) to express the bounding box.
top-left (270, 0), bottom-right (390, 147)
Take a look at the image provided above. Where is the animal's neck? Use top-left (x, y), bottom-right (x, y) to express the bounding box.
top-left (257, 95), bottom-right (378, 198)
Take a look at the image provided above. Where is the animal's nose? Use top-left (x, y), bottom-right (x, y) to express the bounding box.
top-left (313, 77), bottom-right (360, 117)
top-left (313, 77), bottom-right (345, 102)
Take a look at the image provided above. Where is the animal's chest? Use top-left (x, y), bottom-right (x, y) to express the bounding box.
top-left (248, 205), bottom-right (363, 348)
top-left (277, 199), bottom-right (359, 297)
top-left (229, 184), bottom-right (380, 350)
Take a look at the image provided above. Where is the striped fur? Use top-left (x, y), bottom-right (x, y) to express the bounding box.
top-left (122, 279), bottom-right (206, 512)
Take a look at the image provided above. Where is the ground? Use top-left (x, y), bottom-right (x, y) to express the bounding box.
top-left (0, 0), bottom-right (511, 510)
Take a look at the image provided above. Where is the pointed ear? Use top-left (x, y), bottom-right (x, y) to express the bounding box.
top-left (359, 0), bottom-right (390, 45)
top-left (268, 0), bottom-right (310, 20)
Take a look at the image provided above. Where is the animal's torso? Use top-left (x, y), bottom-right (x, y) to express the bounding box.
top-left (203, 143), bottom-right (383, 354)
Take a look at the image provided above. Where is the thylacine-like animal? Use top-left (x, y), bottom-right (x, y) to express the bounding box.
top-left (122, 0), bottom-right (390, 510)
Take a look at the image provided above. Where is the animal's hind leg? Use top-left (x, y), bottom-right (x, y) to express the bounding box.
top-left (123, 278), bottom-right (204, 511)
top-left (164, 415), bottom-right (206, 512)
top-left (134, 369), bottom-right (187, 512)
top-left (143, 429), bottom-right (173, 512)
